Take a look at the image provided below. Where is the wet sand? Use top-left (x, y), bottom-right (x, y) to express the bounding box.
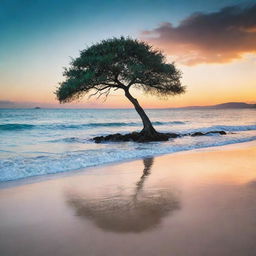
top-left (1, 141), bottom-right (256, 256)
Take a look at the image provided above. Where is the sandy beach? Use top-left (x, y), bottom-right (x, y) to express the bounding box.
top-left (2, 1), bottom-right (256, 255)
top-left (1, 141), bottom-right (256, 256)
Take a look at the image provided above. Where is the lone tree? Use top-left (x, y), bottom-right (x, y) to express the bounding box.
top-left (56, 37), bottom-right (185, 142)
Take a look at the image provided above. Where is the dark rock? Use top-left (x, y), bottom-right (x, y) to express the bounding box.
top-left (191, 132), bottom-right (204, 137)
top-left (93, 132), bottom-right (179, 143)
top-left (92, 130), bottom-right (226, 143)
top-left (165, 133), bottom-right (181, 138)
top-left (209, 131), bottom-right (226, 135)
top-left (190, 130), bottom-right (227, 136)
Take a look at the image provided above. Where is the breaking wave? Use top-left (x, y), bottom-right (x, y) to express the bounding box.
top-left (1, 134), bottom-right (256, 182)
top-left (0, 121), bottom-right (186, 131)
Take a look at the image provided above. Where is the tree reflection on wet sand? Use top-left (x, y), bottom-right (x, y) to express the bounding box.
top-left (66, 158), bottom-right (180, 233)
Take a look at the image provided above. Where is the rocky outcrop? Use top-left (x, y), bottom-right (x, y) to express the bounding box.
top-left (93, 130), bottom-right (226, 143)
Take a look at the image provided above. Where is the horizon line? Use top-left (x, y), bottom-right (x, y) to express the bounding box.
top-left (0, 101), bottom-right (255, 110)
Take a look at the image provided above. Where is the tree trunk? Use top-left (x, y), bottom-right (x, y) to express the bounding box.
top-left (125, 89), bottom-right (158, 137)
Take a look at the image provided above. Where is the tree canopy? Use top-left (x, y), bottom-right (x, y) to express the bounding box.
top-left (56, 37), bottom-right (185, 103)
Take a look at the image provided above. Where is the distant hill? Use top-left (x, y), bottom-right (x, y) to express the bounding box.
top-left (211, 102), bottom-right (256, 109)
top-left (178, 102), bottom-right (256, 110)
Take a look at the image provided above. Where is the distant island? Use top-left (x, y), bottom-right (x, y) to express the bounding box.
top-left (177, 102), bottom-right (256, 110)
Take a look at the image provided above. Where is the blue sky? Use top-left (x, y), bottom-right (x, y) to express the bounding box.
top-left (0, 0), bottom-right (255, 108)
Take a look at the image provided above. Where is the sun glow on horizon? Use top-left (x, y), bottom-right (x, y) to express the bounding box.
top-left (1, 54), bottom-right (255, 109)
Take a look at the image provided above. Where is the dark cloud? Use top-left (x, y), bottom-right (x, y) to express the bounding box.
top-left (142, 4), bottom-right (256, 65)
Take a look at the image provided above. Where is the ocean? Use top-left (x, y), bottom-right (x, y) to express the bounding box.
top-left (0, 108), bottom-right (256, 182)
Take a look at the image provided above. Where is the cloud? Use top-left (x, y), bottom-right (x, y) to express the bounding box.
top-left (141, 4), bottom-right (256, 65)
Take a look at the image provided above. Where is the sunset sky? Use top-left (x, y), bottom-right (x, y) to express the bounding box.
top-left (0, 0), bottom-right (255, 108)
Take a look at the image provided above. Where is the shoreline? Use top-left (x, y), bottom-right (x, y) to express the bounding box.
top-left (1, 108), bottom-right (256, 184)
top-left (1, 139), bottom-right (256, 190)
top-left (1, 138), bottom-right (256, 256)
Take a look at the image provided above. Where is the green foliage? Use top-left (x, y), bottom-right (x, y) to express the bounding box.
top-left (56, 37), bottom-right (185, 103)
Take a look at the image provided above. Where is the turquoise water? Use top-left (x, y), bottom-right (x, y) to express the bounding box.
top-left (0, 108), bottom-right (256, 182)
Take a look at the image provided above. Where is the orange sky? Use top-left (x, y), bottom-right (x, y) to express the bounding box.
top-left (1, 52), bottom-right (255, 108)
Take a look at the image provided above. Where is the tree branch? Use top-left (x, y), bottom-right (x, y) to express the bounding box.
top-left (114, 73), bottom-right (126, 89)
top-left (88, 85), bottom-right (113, 100)
top-left (127, 78), bottom-right (136, 89)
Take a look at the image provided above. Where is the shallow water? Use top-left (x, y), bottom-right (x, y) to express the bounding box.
top-left (0, 108), bottom-right (256, 181)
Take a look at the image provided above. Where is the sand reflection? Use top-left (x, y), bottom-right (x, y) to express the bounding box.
top-left (66, 158), bottom-right (180, 233)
